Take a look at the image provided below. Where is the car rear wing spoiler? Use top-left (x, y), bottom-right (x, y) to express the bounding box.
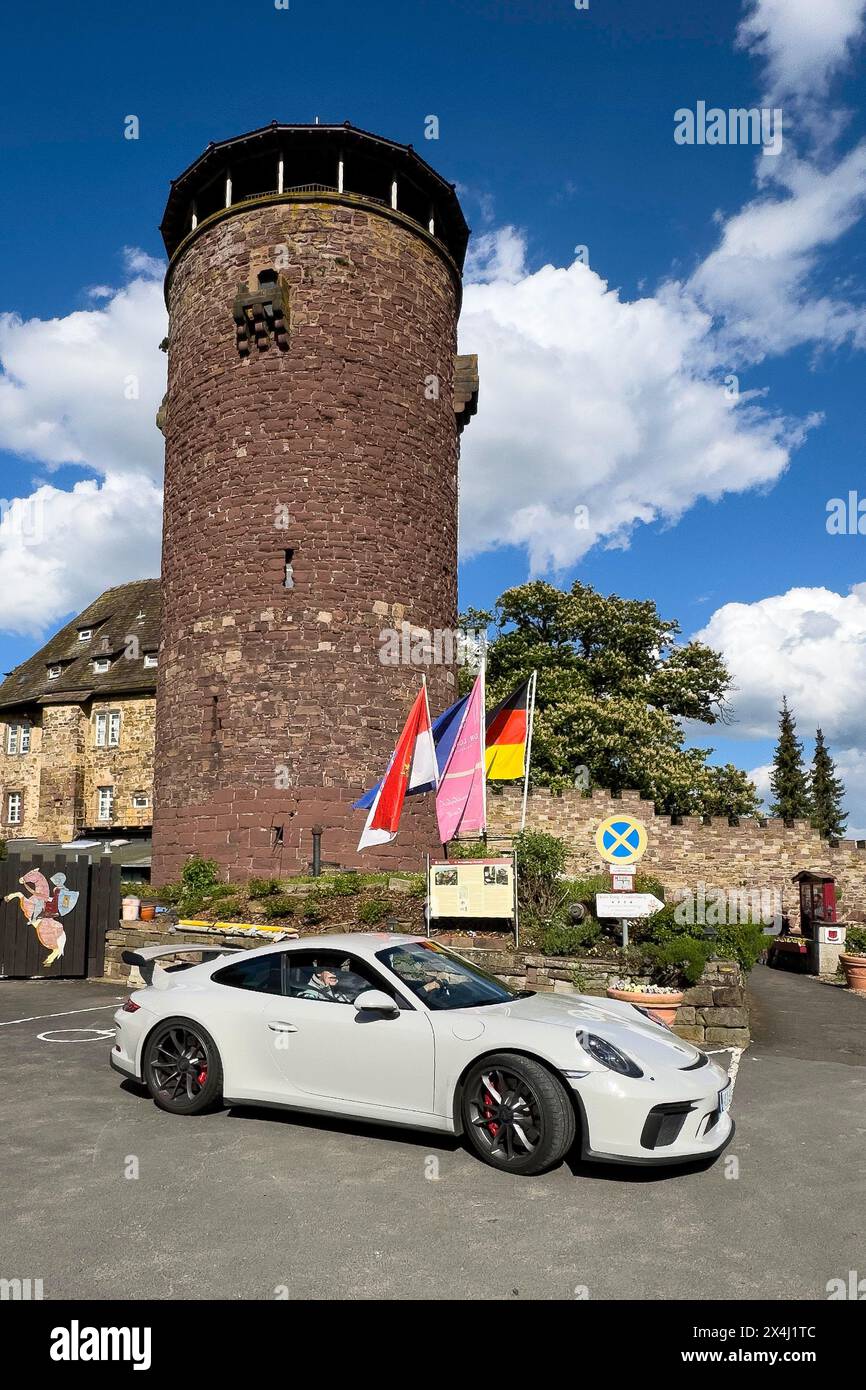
top-left (121, 944), bottom-right (245, 987)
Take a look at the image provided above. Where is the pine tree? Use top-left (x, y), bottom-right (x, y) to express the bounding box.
top-left (810, 728), bottom-right (847, 840)
top-left (769, 697), bottom-right (812, 821)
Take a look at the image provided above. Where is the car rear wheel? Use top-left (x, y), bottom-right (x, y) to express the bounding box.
top-left (143, 1018), bottom-right (223, 1115)
top-left (461, 1053), bottom-right (576, 1175)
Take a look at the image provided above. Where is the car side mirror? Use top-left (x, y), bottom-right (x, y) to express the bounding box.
top-left (354, 988), bottom-right (399, 1015)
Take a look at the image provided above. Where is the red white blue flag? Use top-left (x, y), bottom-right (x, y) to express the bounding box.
top-left (357, 683), bottom-right (438, 850)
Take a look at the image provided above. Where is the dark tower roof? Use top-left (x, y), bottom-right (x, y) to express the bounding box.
top-left (160, 121), bottom-right (470, 271)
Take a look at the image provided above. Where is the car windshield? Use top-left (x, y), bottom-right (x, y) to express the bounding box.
top-left (376, 940), bottom-right (526, 1011)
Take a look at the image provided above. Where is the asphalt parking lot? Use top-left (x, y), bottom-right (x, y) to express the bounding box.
top-left (1, 965), bottom-right (863, 1300)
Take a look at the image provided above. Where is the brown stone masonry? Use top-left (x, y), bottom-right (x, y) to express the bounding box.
top-left (153, 198), bottom-right (463, 882)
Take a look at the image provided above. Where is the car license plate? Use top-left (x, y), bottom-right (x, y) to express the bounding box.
top-left (718, 1082), bottom-right (732, 1113)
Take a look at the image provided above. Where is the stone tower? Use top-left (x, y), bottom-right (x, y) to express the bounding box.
top-left (152, 123), bottom-right (478, 882)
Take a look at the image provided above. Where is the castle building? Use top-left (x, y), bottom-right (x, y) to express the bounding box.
top-left (0, 580), bottom-right (159, 843)
top-left (152, 122), bottom-right (478, 882)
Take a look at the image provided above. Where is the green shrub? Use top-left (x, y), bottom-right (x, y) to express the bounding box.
top-left (639, 904), bottom-right (765, 974)
top-left (358, 898), bottom-right (390, 925)
top-left (330, 873), bottom-right (362, 896)
top-left (513, 829), bottom-right (569, 926)
top-left (302, 905), bottom-right (325, 926)
top-left (181, 856), bottom-right (220, 896)
top-left (844, 925), bottom-right (866, 956)
top-left (262, 895), bottom-right (297, 921)
top-left (210, 895), bottom-right (241, 918)
top-left (448, 840), bottom-right (492, 860)
top-left (208, 883), bottom-right (240, 900)
top-left (642, 937), bottom-right (710, 987)
top-left (151, 880), bottom-right (183, 906)
top-left (709, 921), bottom-right (767, 973)
top-left (537, 920), bottom-right (602, 956)
top-left (402, 873), bottom-right (427, 899)
top-left (247, 877), bottom-right (281, 899)
top-left (120, 879), bottom-right (149, 897)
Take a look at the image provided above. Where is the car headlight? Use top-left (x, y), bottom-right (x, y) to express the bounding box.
top-left (580, 1032), bottom-right (644, 1078)
top-left (633, 1004), bottom-right (673, 1031)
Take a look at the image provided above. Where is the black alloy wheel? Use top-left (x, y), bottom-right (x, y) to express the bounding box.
top-left (143, 1018), bottom-right (223, 1115)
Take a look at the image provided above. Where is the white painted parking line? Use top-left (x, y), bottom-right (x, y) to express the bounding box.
top-left (704, 1045), bottom-right (745, 1096)
top-left (36, 1027), bottom-right (116, 1043)
top-left (0, 1002), bottom-right (122, 1028)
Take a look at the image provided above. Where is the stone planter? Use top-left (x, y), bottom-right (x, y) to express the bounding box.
top-left (840, 953), bottom-right (866, 994)
top-left (606, 985), bottom-right (684, 1026)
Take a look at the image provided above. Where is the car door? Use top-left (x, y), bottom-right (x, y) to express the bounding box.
top-left (266, 949), bottom-right (436, 1114)
top-left (206, 950), bottom-right (292, 1100)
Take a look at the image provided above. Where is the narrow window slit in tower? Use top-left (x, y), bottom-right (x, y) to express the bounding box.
top-left (284, 549), bottom-right (295, 589)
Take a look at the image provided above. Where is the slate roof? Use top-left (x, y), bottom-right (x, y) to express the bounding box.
top-left (0, 580), bottom-right (161, 712)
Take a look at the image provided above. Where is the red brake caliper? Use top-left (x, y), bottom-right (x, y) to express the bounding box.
top-left (483, 1090), bottom-right (499, 1136)
top-left (196, 1068), bottom-right (208, 1086)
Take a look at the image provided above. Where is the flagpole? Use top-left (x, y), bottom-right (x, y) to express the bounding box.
top-left (480, 653), bottom-right (488, 837)
top-left (520, 669), bottom-right (537, 832)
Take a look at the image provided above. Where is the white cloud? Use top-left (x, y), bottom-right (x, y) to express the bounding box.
top-left (832, 748), bottom-right (866, 836)
top-left (697, 583), bottom-right (866, 831)
top-left (737, 0), bottom-right (866, 103)
top-left (458, 232), bottom-right (813, 570)
top-left (0, 262), bottom-right (166, 477)
top-left (695, 583), bottom-right (866, 746)
top-left (687, 143), bottom-right (866, 363)
top-left (0, 474), bottom-right (163, 638)
top-left (456, 0), bottom-right (866, 571)
top-left (0, 254), bottom-right (166, 633)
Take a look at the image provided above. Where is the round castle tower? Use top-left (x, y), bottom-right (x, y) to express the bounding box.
top-left (151, 123), bottom-right (478, 882)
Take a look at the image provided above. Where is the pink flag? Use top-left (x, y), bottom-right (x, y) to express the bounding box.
top-left (435, 669), bottom-right (487, 844)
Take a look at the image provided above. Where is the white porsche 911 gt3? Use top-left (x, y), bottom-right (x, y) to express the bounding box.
top-left (111, 933), bottom-right (734, 1175)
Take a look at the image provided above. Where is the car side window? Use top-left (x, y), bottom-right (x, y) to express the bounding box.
top-left (284, 951), bottom-right (408, 1007)
top-left (212, 953), bottom-right (284, 995)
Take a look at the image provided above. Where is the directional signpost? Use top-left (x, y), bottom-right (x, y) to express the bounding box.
top-left (595, 892), bottom-right (664, 920)
top-left (594, 814), bottom-right (655, 948)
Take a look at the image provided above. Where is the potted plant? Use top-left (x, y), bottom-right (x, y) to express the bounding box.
top-left (606, 937), bottom-right (710, 1025)
top-left (606, 977), bottom-right (684, 1026)
top-left (840, 926), bottom-right (866, 994)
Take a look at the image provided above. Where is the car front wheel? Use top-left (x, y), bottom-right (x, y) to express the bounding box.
top-left (143, 1018), bottom-right (223, 1115)
top-left (461, 1053), bottom-right (576, 1175)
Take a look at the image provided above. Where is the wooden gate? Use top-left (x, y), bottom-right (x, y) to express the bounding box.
top-left (0, 853), bottom-right (120, 980)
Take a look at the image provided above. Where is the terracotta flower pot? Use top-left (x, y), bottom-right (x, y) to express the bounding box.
top-left (606, 986), bottom-right (684, 1026)
top-left (139, 904), bottom-right (156, 922)
top-left (840, 954), bottom-right (866, 994)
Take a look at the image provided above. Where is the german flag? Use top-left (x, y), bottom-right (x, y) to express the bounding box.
top-left (485, 676), bottom-right (533, 780)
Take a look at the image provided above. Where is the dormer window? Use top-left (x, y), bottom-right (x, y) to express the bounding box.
top-left (48, 665), bottom-right (61, 680)
top-left (143, 653), bottom-right (158, 669)
top-left (78, 628), bottom-right (93, 642)
top-left (93, 658), bottom-right (111, 675)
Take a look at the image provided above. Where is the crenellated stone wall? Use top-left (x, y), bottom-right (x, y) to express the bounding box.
top-left (488, 784), bottom-right (866, 924)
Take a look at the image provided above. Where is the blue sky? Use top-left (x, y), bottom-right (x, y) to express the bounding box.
top-left (1, 0), bottom-right (865, 823)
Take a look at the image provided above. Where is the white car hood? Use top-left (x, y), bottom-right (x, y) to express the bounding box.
top-left (469, 990), bottom-right (703, 1071)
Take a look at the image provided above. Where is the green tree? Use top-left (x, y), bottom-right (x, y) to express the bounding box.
top-left (769, 697), bottom-right (812, 821)
top-left (463, 580), bottom-right (760, 818)
top-left (809, 727), bottom-right (847, 840)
